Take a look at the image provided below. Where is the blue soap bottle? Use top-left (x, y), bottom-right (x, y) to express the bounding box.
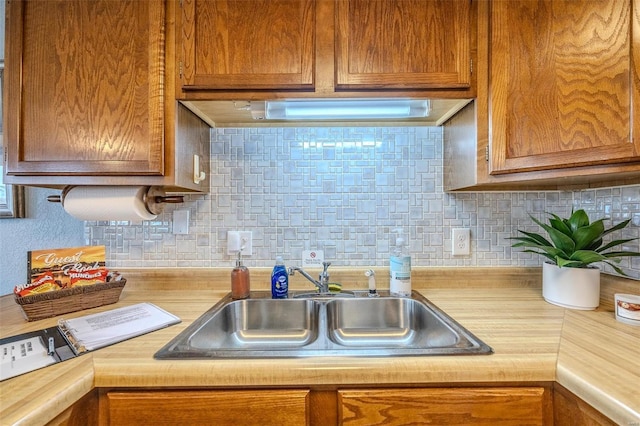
top-left (271, 256), bottom-right (289, 299)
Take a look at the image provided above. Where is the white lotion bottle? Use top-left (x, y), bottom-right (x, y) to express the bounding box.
top-left (389, 228), bottom-right (411, 297)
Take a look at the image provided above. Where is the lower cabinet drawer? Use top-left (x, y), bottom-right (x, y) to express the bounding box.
top-left (102, 389), bottom-right (309, 425)
top-left (338, 387), bottom-right (551, 425)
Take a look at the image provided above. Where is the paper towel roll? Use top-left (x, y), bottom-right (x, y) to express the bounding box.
top-left (62, 186), bottom-right (158, 221)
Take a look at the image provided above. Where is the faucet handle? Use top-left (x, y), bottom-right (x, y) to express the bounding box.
top-left (319, 262), bottom-right (331, 285)
top-left (321, 261), bottom-right (331, 276)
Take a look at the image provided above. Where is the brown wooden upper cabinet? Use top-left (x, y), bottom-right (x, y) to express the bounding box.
top-left (444, 0), bottom-right (639, 191)
top-left (335, 0), bottom-right (472, 90)
top-left (489, 0), bottom-right (640, 175)
top-left (4, 0), bottom-right (210, 191)
top-left (178, 0), bottom-right (475, 97)
top-left (5, 0), bottom-right (164, 176)
top-left (180, 0), bottom-right (315, 91)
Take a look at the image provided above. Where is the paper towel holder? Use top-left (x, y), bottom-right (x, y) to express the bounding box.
top-left (47, 186), bottom-right (184, 215)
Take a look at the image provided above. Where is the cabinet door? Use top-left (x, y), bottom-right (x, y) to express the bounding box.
top-left (4, 0), bottom-right (165, 176)
top-left (489, 0), bottom-right (640, 174)
top-left (335, 0), bottom-right (473, 90)
top-left (103, 389), bottom-right (309, 425)
top-left (180, 0), bottom-right (315, 91)
top-left (338, 387), bottom-right (551, 425)
top-left (46, 389), bottom-right (98, 426)
top-left (553, 384), bottom-right (617, 426)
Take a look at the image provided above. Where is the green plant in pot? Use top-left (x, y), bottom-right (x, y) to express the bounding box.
top-left (510, 209), bottom-right (640, 310)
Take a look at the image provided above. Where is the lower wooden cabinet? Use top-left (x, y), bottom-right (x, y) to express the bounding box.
top-left (48, 383), bottom-right (621, 426)
top-left (101, 389), bottom-right (309, 425)
top-left (553, 384), bottom-right (617, 426)
top-left (46, 389), bottom-right (98, 426)
top-left (338, 387), bottom-right (552, 426)
top-left (99, 386), bottom-right (554, 426)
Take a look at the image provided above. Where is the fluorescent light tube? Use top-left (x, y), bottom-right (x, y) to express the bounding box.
top-left (256, 99), bottom-right (431, 120)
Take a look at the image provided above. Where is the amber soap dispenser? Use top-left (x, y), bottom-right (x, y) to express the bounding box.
top-left (231, 251), bottom-right (250, 299)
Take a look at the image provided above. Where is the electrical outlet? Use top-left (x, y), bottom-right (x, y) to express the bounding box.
top-left (227, 231), bottom-right (253, 256)
top-left (172, 210), bottom-right (190, 235)
top-left (452, 228), bottom-right (470, 256)
top-left (238, 231), bottom-right (253, 256)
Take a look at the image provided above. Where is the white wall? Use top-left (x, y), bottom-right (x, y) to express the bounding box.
top-left (0, 187), bottom-right (85, 295)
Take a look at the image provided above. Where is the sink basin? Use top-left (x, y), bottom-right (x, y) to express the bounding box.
top-left (326, 298), bottom-right (459, 348)
top-left (154, 291), bottom-right (492, 359)
top-left (188, 299), bottom-right (319, 350)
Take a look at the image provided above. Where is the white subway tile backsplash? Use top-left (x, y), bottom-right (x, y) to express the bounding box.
top-left (86, 127), bottom-right (640, 279)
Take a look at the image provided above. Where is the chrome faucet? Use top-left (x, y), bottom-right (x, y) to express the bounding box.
top-left (288, 261), bottom-right (332, 293)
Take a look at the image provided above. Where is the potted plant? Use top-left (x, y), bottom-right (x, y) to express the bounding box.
top-left (511, 209), bottom-right (640, 310)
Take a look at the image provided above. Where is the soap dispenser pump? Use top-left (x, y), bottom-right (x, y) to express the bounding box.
top-left (389, 228), bottom-right (411, 297)
top-left (231, 250), bottom-right (250, 299)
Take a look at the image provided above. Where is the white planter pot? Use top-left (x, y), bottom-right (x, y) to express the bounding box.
top-left (542, 262), bottom-right (601, 310)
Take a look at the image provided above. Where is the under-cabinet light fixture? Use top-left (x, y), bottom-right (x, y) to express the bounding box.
top-left (250, 99), bottom-right (431, 120)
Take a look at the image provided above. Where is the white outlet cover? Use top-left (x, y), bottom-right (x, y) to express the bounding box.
top-left (238, 231), bottom-right (253, 256)
top-left (227, 231), bottom-right (241, 254)
top-left (172, 210), bottom-right (190, 235)
top-left (452, 228), bottom-right (470, 256)
top-left (227, 231), bottom-right (253, 256)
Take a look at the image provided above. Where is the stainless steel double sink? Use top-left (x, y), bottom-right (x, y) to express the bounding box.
top-left (154, 291), bottom-right (492, 359)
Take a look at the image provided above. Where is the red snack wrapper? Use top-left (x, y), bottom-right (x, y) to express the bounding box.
top-left (14, 272), bottom-right (62, 297)
top-left (69, 266), bottom-right (109, 287)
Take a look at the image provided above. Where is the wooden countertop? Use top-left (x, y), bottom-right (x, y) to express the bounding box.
top-left (1, 267), bottom-right (639, 425)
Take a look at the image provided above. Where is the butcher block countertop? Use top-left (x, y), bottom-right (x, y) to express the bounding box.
top-left (1, 267), bottom-right (639, 425)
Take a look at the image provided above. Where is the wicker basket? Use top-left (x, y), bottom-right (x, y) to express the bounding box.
top-left (14, 276), bottom-right (127, 321)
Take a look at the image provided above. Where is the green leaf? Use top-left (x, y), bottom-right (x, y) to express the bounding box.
top-left (529, 214), bottom-right (548, 230)
top-left (556, 258), bottom-right (587, 268)
top-left (529, 214), bottom-right (574, 252)
top-left (573, 220), bottom-right (604, 250)
top-left (544, 225), bottom-right (576, 254)
top-left (569, 250), bottom-right (607, 265)
top-left (597, 238), bottom-right (639, 253)
top-left (519, 249), bottom-right (557, 264)
top-left (512, 241), bottom-right (565, 257)
top-left (602, 218), bottom-right (631, 237)
top-left (509, 235), bottom-right (547, 247)
top-left (511, 230), bottom-right (553, 247)
top-left (585, 238), bottom-right (603, 251)
top-left (547, 213), bottom-right (571, 236)
top-left (567, 209), bottom-right (590, 233)
top-left (549, 217), bottom-right (572, 237)
top-left (602, 261), bottom-right (629, 276)
top-left (600, 250), bottom-right (640, 259)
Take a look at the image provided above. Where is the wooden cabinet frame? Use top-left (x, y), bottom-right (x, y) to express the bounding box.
top-left (334, 0), bottom-right (472, 90)
top-left (176, 0), bottom-right (477, 100)
top-left (180, 0), bottom-right (316, 91)
top-left (3, 0), bottom-right (210, 191)
top-left (443, 0), bottom-right (640, 190)
top-left (4, 0), bottom-right (165, 176)
top-left (488, 0), bottom-right (640, 175)
top-left (97, 384), bottom-right (555, 426)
